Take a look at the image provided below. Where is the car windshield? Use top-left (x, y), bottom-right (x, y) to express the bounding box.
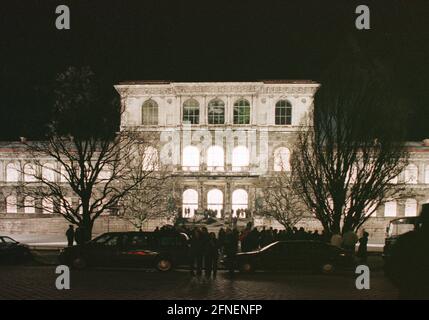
top-left (1, 236), bottom-right (17, 244)
top-left (92, 234), bottom-right (114, 244)
top-left (388, 219), bottom-right (418, 238)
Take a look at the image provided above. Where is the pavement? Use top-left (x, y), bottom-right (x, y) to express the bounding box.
top-left (0, 264), bottom-right (398, 300)
top-left (0, 247), bottom-right (396, 300)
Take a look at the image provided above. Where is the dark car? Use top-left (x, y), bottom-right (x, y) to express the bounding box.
top-left (383, 217), bottom-right (420, 260)
top-left (232, 240), bottom-right (355, 274)
top-left (59, 231), bottom-right (190, 271)
top-left (0, 236), bottom-right (32, 264)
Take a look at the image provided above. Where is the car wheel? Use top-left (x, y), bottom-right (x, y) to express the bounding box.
top-left (321, 262), bottom-right (335, 274)
top-left (156, 258), bottom-right (173, 272)
top-left (239, 262), bottom-right (254, 273)
top-left (72, 257), bottom-right (87, 270)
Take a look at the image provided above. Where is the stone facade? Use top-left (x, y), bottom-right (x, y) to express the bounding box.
top-left (1, 81), bottom-right (429, 243)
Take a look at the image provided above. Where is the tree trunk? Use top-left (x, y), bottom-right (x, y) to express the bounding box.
top-left (81, 213), bottom-right (93, 241)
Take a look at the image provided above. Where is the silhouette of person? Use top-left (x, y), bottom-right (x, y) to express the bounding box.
top-left (342, 230), bottom-right (359, 254)
top-left (385, 203), bottom-right (429, 299)
top-left (357, 231), bottom-right (369, 263)
top-left (218, 228), bottom-right (225, 255)
top-left (66, 225), bottom-right (75, 247)
top-left (330, 233), bottom-right (343, 248)
top-left (224, 228), bottom-right (239, 274)
top-left (205, 232), bottom-right (219, 278)
top-left (190, 228), bottom-right (203, 276)
top-left (74, 226), bottom-right (83, 245)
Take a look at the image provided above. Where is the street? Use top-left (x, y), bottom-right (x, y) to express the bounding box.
top-left (0, 264), bottom-right (398, 300)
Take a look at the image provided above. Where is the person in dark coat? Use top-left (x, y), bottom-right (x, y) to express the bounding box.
top-left (74, 226), bottom-right (83, 245)
top-left (224, 228), bottom-right (239, 274)
top-left (189, 228), bottom-right (203, 276)
top-left (247, 228), bottom-right (260, 251)
top-left (357, 231), bottom-right (369, 263)
top-left (205, 232), bottom-right (220, 278)
top-left (66, 225), bottom-right (75, 247)
top-left (385, 203), bottom-right (429, 299)
top-left (217, 228), bottom-right (226, 255)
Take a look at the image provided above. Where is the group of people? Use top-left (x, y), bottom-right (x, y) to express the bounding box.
top-left (184, 226), bottom-right (241, 278)
top-left (329, 229), bottom-right (369, 262)
top-left (65, 225), bottom-right (88, 247)
top-left (237, 225), bottom-right (330, 252)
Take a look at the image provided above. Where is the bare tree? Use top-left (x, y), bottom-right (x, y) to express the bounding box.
top-left (291, 61), bottom-right (409, 235)
top-left (21, 132), bottom-right (160, 240)
top-left (261, 172), bottom-right (307, 230)
top-left (19, 67), bottom-right (162, 240)
top-left (117, 142), bottom-right (179, 231)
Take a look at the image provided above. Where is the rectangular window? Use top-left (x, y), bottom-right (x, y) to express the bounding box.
top-left (275, 105), bottom-right (292, 125)
top-left (233, 107), bottom-right (250, 124)
top-left (183, 107), bottom-right (199, 124)
top-left (208, 106), bottom-right (225, 124)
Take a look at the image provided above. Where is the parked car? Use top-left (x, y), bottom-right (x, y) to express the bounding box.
top-left (59, 231), bottom-right (190, 271)
top-left (0, 236), bottom-right (32, 264)
top-left (231, 240), bottom-right (355, 274)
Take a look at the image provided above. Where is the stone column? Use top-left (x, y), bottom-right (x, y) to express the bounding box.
top-left (225, 180), bottom-right (232, 213)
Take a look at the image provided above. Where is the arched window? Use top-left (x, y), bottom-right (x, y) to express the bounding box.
top-left (405, 198), bottom-right (417, 217)
top-left (232, 146), bottom-right (249, 171)
top-left (232, 189), bottom-right (248, 218)
top-left (207, 99), bottom-right (225, 124)
top-left (425, 165), bottom-right (429, 184)
top-left (275, 100), bottom-right (292, 125)
top-left (182, 146), bottom-right (200, 171)
top-left (183, 99), bottom-right (200, 124)
top-left (273, 147), bottom-right (290, 171)
top-left (42, 197), bottom-right (54, 214)
top-left (142, 99), bottom-right (158, 125)
top-left (6, 163), bottom-right (19, 182)
top-left (233, 99), bottom-right (250, 124)
top-left (142, 146), bottom-right (159, 171)
top-left (182, 189), bottom-right (198, 218)
top-left (207, 146), bottom-right (224, 171)
top-left (24, 196), bottom-right (35, 214)
top-left (405, 164), bottom-right (418, 184)
top-left (207, 188), bottom-right (223, 218)
top-left (384, 201), bottom-right (397, 217)
top-left (24, 163), bottom-right (37, 182)
top-left (6, 196), bottom-right (17, 213)
top-left (42, 163), bottom-right (56, 182)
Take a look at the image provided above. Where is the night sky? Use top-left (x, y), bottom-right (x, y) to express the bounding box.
top-left (0, 0), bottom-right (428, 140)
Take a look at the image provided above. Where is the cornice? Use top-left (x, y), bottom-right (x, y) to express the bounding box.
top-left (114, 82), bottom-right (320, 97)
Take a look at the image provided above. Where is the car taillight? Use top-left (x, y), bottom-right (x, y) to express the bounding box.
top-left (124, 251), bottom-right (147, 256)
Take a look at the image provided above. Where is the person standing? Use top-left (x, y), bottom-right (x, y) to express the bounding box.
top-left (205, 232), bottom-right (219, 278)
top-left (357, 231), bottom-right (369, 263)
top-left (342, 230), bottom-right (359, 254)
top-left (66, 225), bottom-right (75, 247)
top-left (330, 233), bottom-right (343, 248)
top-left (217, 228), bottom-right (225, 256)
top-left (74, 226), bottom-right (83, 245)
top-left (224, 228), bottom-right (239, 274)
top-left (190, 228), bottom-right (203, 276)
